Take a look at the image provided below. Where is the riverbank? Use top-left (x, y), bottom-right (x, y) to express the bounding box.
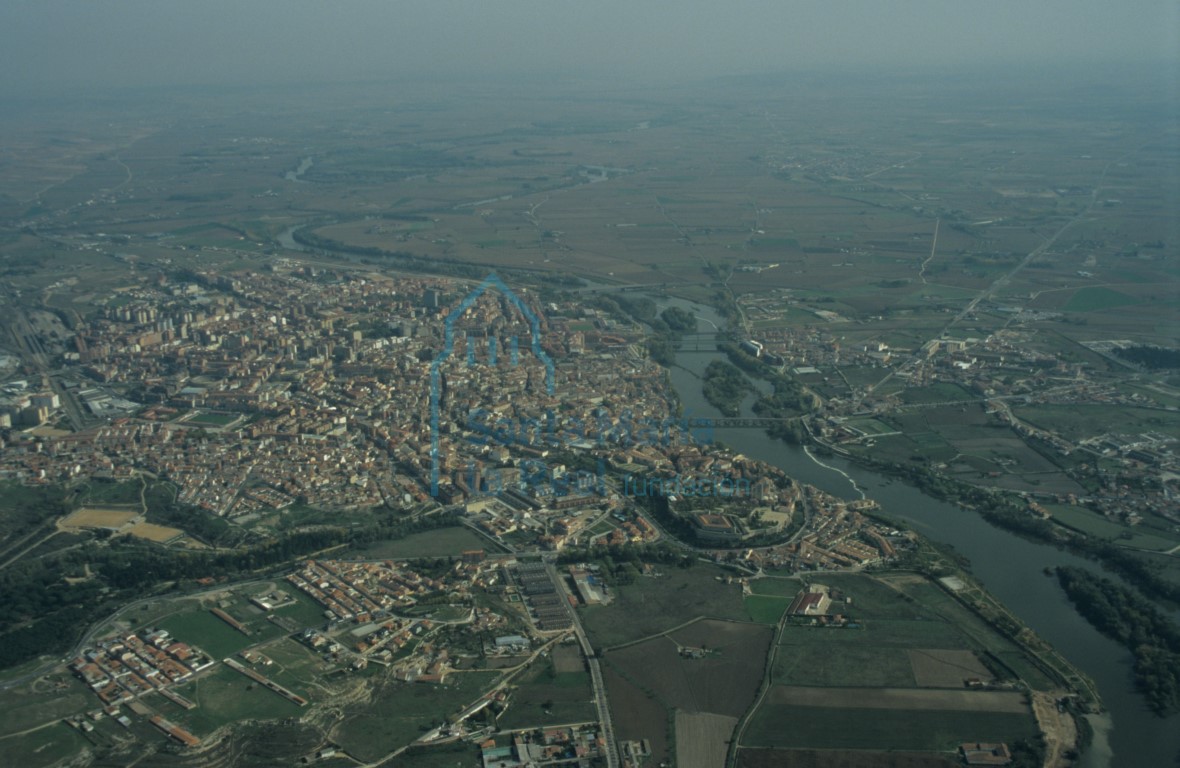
top-left (644, 291), bottom-right (1180, 766)
top-left (801, 420), bottom-right (1180, 611)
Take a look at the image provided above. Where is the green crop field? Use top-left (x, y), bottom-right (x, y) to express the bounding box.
top-left (608, 619), bottom-right (773, 719)
top-left (845, 418), bottom-right (898, 436)
top-left (899, 383), bottom-right (974, 404)
top-left (1063, 286), bottom-right (1139, 312)
top-left (746, 595), bottom-right (791, 624)
top-left (743, 702), bottom-right (1036, 751)
top-left (781, 621), bottom-right (970, 650)
top-left (749, 577), bottom-right (803, 597)
top-left (775, 645), bottom-right (917, 688)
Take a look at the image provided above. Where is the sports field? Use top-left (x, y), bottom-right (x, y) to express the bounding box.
top-left (126, 522), bottom-right (185, 542)
top-left (60, 507), bottom-right (137, 529)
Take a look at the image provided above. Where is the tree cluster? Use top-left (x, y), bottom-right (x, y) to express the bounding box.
top-left (1056, 567), bottom-right (1180, 716)
top-left (702, 360), bottom-right (754, 417)
top-left (1113, 345), bottom-right (1180, 370)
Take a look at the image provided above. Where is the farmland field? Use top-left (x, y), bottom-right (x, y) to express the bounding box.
top-left (1012, 403), bottom-right (1178, 442)
top-left (609, 619), bottom-right (772, 718)
top-left (603, 666), bottom-right (670, 766)
top-left (738, 747), bottom-right (958, 768)
top-left (777, 644), bottom-right (917, 688)
top-left (746, 594), bottom-right (791, 624)
top-left (743, 700), bottom-right (1036, 751)
top-left (0, 676), bottom-right (94, 737)
top-left (908, 649), bottom-right (993, 688)
top-left (1063, 286), bottom-right (1139, 312)
top-left (749, 576), bottom-right (804, 597)
top-left (743, 573), bottom-right (1057, 755)
top-left (764, 686), bottom-right (1027, 713)
top-left (676, 711), bottom-right (738, 768)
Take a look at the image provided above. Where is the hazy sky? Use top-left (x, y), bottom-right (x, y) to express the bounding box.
top-left (1, 0), bottom-right (1176, 93)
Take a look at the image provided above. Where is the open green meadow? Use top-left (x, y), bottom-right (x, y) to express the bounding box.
top-left (170, 665), bottom-right (305, 735)
top-left (0, 723), bottom-right (92, 767)
top-left (496, 653), bottom-right (597, 730)
top-left (332, 671), bottom-right (501, 762)
top-left (156, 607), bottom-right (271, 660)
top-left (745, 595), bottom-right (791, 624)
top-left (579, 564), bottom-right (748, 649)
top-left (0, 676), bottom-right (94, 737)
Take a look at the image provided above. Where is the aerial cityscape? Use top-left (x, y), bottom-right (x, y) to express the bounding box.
top-left (0, 3), bottom-right (1177, 768)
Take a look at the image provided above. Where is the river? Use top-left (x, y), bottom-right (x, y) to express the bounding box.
top-left (284, 156), bottom-right (313, 183)
top-left (650, 294), bottom-right (1180, 768)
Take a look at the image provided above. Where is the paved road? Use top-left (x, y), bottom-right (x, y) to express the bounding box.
top-left (545, 561), bottom-right (620, 768)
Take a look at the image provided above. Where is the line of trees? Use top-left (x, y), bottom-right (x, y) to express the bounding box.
top-left (1113, 344), bottom-right (1180, 370)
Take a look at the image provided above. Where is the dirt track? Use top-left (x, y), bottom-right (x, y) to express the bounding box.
top-left (1031, 691), bottom-right (1078, 768)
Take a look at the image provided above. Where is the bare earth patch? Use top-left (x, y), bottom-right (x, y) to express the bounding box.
top-left (60, 507), bottom-right (138, 530)
top-left (552, 644), bottom-right (584, 674)
top-left (1031, 690), bottom-right (1079, 768)
top-left (126, 522), bottom-right (185, 542)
